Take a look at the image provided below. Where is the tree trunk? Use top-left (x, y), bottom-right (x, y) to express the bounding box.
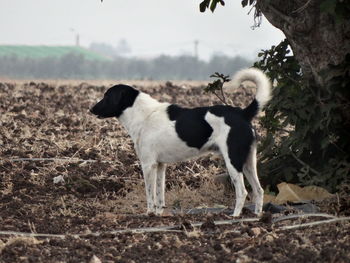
top-left (257, 0), bottom-right (350, 86)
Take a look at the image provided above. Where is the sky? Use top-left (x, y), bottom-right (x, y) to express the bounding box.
top-left (0, 0), bottom-right (285, 60)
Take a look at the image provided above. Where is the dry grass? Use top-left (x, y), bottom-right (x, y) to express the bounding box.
top-left (114, 175), bottom-right (233, 214)
top-left (0, 237), bottom-right (43, 254)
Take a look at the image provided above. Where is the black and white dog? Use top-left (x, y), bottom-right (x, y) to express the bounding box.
top-left (90, 68), bottom-right (271, 217)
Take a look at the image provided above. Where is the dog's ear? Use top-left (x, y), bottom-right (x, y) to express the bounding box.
top-left (110, 88), bottom-right (124, 107)
top-left (101, 88), bottom-right (126, 117)
top-left (91, 84), bottom-right (139, 118)
top-left (110, 85), bottom-right (139, 117)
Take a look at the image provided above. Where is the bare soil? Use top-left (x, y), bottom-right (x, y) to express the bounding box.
top-left (0, 81), bottom-right (349, 263)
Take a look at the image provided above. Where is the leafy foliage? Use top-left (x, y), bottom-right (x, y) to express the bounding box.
top-left (240, 0), bottom-right (262, 28)
top-left (199, 0), bottom-right (225, 12)
top-left (199, 0), bottom-right (262, 27)
top-left (203, 72), bottom-right (231, 104)
top-left (199, 0), bottom-right (349, 192)
top-left (254, 39), bottom-right (350, 192)
top-left (203, 40), bottom-right (349, 191)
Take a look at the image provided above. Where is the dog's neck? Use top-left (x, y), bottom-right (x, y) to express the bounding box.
top-left (118, 92), bottom-right (165, 142)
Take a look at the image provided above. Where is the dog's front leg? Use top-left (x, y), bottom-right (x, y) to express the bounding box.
top-left (141, 162), bottom-right (158, 214)
top-left (155, 163), bottom-right (166, 215)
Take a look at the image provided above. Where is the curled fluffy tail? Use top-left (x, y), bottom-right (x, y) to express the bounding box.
top-left (229, 68), bottom-right (272, 121)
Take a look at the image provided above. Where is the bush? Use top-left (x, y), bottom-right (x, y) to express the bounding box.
top-left (255, 39), bottom-right (350, 192)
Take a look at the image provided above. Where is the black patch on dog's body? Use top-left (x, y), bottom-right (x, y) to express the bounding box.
top-left (167, 104), bottom-right (255, 172)
top-left (167, 104), bottom-right (213, 149)
top-left (210, 105), bottom-right (255, 172)
top-left (90, 84), bottom-right (139, 118)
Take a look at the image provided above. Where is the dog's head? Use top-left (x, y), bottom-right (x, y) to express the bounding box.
top-left (90, 84), bottom-right (139, 119)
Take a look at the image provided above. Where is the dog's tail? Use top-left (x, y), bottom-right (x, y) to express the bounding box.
top-left (229, 68), bottom-right (271, 121)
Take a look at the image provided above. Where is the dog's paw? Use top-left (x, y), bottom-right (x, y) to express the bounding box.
top-left (155, 209), bottom-right (164, 216)
top-left (230, 212), bottom-right (241, 218)
top-left (254, 211), bottom-right (263, 217)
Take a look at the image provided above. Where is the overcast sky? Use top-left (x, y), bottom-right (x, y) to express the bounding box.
top-left (0, 0), bottom-right (284, 60)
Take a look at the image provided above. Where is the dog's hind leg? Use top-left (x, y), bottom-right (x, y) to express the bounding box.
top-left (220, 153), bottom-right (247, 217)
top-left (155, 163), bottom-right (167, 215)
top-left (243, 144), bottom-right (263, 215)
top-left (141, 162), bottom-right (158, 214)
top-left (227, 164), bottom-right (248, 217)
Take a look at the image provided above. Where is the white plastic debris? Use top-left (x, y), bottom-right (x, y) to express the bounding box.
top-left (53, 175), bottom-right (65, 184)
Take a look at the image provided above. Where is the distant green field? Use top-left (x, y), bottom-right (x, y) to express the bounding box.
top-left (0, 45), bottom-right (110, 61)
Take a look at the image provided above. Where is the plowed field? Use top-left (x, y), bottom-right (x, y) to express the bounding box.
top-left (1, 81), bottom-right (349, 263)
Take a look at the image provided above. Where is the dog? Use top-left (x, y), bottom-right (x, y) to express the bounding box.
top-left (90, 68), bottom-right (271, 217)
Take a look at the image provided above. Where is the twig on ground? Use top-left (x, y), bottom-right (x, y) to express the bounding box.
top-left (3, 158), bottom-right (114, 163)
top-left (0, 218), bottom-right (260, 238)
top-left (279, 217), bottom-right (350, 230)
top-left (1, 215), bottom-right (348, 239)
top-left (272, 213), bottom-right (337, 223)
top-left (0, 231), bottom-right (67, 239)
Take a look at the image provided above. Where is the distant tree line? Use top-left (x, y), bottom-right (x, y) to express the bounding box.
top-left (0, 53), bottom-right (251, 80)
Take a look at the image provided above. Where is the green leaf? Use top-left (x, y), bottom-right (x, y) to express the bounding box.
top-left (199, 0), bottom-right (210, 12)
top-left (200, 0), bottom-right (224, 13)
top-left (210, 0), bottom-right (218, 12)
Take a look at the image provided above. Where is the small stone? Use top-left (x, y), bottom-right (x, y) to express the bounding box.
top-left (265, 233), bottom-right (277, 242)
top-left (53, 175), bottom-right (65, 184)
top-left (251, 227), bottom-right (261, 236)
top-left (89, 255), bottom-right (102, 263)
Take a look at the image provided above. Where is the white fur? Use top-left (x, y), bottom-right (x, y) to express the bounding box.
top-left (229, 68), bottom-right (271, 110)
top-left (115, 69), bottom-right (269, 216)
